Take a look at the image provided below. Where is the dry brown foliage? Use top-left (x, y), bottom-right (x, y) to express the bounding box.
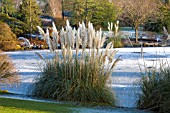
top-left (0, 50), bottom-right (19, 84)
top-left (0, 21), bottom-right (17, 51)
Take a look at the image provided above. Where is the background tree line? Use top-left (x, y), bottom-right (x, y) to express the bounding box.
top-left (0, 0), bottom-right (41, 50)
top-left (43, 0), bottom-right (170, 42)
top-left (0, 0), bottom-right (170, 46)
top-left (0, 0), bottom-right (41, 36)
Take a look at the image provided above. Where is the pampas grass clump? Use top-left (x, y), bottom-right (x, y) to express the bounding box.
top-left (32, 20), bottom-right (119, 105)
top-left (138, 61), bottom-right (170, 113)
top-left (0, 50), bottom-right (19, 84)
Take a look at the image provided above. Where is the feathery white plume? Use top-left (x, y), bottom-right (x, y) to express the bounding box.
top-left (18, 37), bottom-right (31, 47)
top-left (46, 28), bottom-right (52, 52)
top-left (35, 52), bottom-right (44, 61)
top-left (52, 22), bottom-right (59, 49)
top-left (108, 22), bottom-right (110, 31)
top-left (66, 19), bottom-right (70, 27)
top-left (111, 22), bottom-right (113, 31)
top-left (62, 45), bottom-right (67, 60)
top-left (106, 42), bottom-right (113, 50)
top-left (37, 26), bottom-right (45, 39)
top-left (163, 26), bottom-right (168, 36)
top-left (37, 26), bottom-right (45, 35)
top-left (114, 20), bottom-right (119, 36)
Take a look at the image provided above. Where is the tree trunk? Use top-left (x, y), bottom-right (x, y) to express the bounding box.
top-left (135, 26), bottom-right (139, 43)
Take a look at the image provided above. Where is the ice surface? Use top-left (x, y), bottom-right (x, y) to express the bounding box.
top-left (1, 47), bottom-right (170, 109)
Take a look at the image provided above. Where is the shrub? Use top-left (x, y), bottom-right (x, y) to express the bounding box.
top-left (0, 21), bottom-right (19, 51)
top-left (0, 50), bottom-right (19, 84)
top-left (138, 61), bottom-right (170, 113)
top-left (32, 20), bottom-right (120, 105)
top-left (0, 21), bottom-right (17, 41)
top-left (0, 41), bottom-right (19, 51)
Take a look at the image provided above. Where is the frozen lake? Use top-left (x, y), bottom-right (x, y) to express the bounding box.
top-left (1, 47), bottom-right (170, 109)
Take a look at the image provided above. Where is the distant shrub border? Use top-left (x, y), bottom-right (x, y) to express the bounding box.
top-left (138, 61), bottom-right (170, 113)
top-left (0, 41), bottom-right (19, 51)
top-left (0, 90), bottom-right (9, 94)
top-left (32, 20), bottom-right (120, 105)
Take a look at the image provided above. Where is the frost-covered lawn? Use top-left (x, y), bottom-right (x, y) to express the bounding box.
top-left (1, 47), bottom-right (170, 112)
top-left (0, 97), bottom-right (73, 113)
top-left (0, 97), bottom-right (153, 113)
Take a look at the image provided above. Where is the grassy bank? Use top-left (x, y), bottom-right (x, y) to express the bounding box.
top-left (0, 97), bottom-right (76, 113)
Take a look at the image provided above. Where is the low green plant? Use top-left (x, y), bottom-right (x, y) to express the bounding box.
top-left (106, 36), bottom-right (123, 48)
top-left (138, 61), bottom-right (170, 113)
top-left (32, 20), bottom-right (120, 105)
top-left (0, 97), bottom-right (74, 113)
top-left (113, 36), bottom-right (123, 48)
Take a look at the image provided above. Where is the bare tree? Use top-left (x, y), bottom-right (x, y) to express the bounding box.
top-left (47, 0), bottom-right (62, 18)
top-left (121, 0), bottom-right (159, 42)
